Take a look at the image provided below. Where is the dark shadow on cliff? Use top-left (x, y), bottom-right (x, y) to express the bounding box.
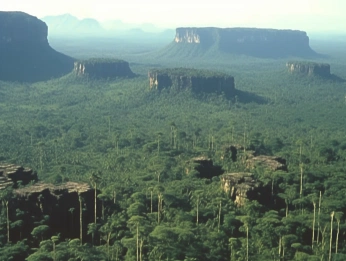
top-left (329, 74), bottom-right (346, 83)
top-left (0, 45), bottom-right (75, 83)
top-left (0, 11), bottom-right (75, 82)
top-left (233, 89), bottom-right (267, 104)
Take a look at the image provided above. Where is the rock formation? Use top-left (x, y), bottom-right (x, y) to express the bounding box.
top-left (221, 145), bottom-right (288, 172)
top-left (286, 61), bottom-right (331, 77)
top-left (246, 155), bottom-right (287, 172)
top-left (148, 68), bottom-right (235, 96)
top-left (0, 11), bottom-right (74, 82)
top-left (0, 163), bottom-right (37, 189)
top-left (13, 182), bottom-right (94, 242)
top-left (220, 146), bottom-right (287, 206)
top-left (185, 156), bottom-right (223, 179)
top-left (221, 172), bottom-right (261, 206)
top-left (0, 162), bottom-right (94, 242)
top-left (74, 58), bottom-right (135, 79)
top-left (173, 27), bottom-right (318, 58)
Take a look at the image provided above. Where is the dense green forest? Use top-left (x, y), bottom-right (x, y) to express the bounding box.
top-left (1, 38), bottom-right (346, 261)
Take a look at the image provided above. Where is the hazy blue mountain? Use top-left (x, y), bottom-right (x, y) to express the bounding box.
top-left (42, 14), bottom-right (105, 36)
top-left (42, 14), bottom-right (172, 38)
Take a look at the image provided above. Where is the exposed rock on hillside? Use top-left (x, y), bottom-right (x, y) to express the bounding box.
top-left (74, 58), bottom-right (135, 79)
top-left (15, 181), bottom-right (90, 196)
top-left (221, 172), bottom-right (261, 206)
top-left (0, 11), bottom-right (74, 82)
top-left (0, 163), bottom-right (37, 189)
top-left (286, 61), bottom-right (331, 77)
top-left (185, 156), bottom-right (223, 179)
top-left (12, 182), bottom-right (94, 241)
top-left (173, 27), bottom-right (318, 58)
top-left (246, 155), bottom-right (287, 171)
top-left (148, 68), bottom-right (235, 96)
top-left (0, 162), bottom-right (94, 242)
top-left (221, 145), bottom-right (288, 172)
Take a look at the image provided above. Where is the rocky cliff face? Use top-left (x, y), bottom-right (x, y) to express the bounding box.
top-left (185, 156), bottom-right (223, 179)
top-left (74, 58), bottom-right (135, 79)
top-left (0, 163), bottom-right (37, 189)
top-left (0, 162), bottom-right (94, 242)
top-left (148, 68), bottom-right (235, 97)
top-left (0, 11), bottom-right (74, 82)
top-left (174, 27), bottom-right (317, 57)
top-left (221, 172), bottom-right (262, 206)
top-left (286, 61), bottom-right (331, 77)
top-left (14, 182), bottom-right (94, 241)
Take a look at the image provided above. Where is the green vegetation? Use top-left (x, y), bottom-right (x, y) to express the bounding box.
top-left (0, 36), bottom-right (346, 261)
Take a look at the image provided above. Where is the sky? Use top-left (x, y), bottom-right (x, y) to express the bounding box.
top-left (1, 0), bottom-right (346, 33)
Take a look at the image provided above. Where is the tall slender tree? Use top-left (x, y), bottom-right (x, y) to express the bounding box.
top-left (90, 171), bottom-right (101, 224)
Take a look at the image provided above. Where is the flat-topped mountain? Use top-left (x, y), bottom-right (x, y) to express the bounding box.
top-left (0, 11), bottom-right (74, 82)
top-left (286, 61), bottom-right (331, 77)
top-left (73, 58), bottom-right (135, 79)
top-left (166, 27), bottom-right (318, 58)
top-left (148, 68), bottom-right (235, 96)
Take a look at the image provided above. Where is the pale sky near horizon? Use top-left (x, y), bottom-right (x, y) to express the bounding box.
top-left (1, 0), bottom-right (345, 32)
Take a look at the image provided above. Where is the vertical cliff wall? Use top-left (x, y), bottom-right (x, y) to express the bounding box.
top-left (148, 68), bottom-right (235, 97)
top-left (73, 58), bottom-right (135, 79)
top-left (286, 61), bottom-right (331, 77)
top-left (0, 11), bottom-right (74, 82)
top-left (173, 27), bottom-right (318, 58)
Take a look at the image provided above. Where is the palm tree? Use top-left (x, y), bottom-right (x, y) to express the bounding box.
top-left (51, 235), bottom-right (59, 261)
top-left (78, 192), bottom-right (83, 245)
top-left (156, 132), bottom-right (163, 154)
top-left (90, 171), bottom-right (101, 224)
top-left (335, 212), bottom-right (343, 255)
top-left (0, 187), bottom-right (12, 243)
top-left (329, 211), bottom-right (334, 261)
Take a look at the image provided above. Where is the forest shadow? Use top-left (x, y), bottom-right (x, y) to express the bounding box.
top-left (233, 89), bottom-right (267, 104)
top-left (329, 74), bottom-right (345, 82)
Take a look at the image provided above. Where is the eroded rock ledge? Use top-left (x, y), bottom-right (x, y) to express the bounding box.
top-left (0, 163), bottom-right (94, 242)
top-left (148, 68), bottom-right (235, 96)
top-left (0, 163), bottom-right (37, 189)
top-left (74, 58), bottom-right (135, 79)
top-left (286, 61), bottom-right (331, 77)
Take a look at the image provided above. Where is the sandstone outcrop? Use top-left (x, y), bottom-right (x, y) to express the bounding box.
top-left (0, 163), bottom-right (37, 189)
top-left (13, 181), bottom-right (94, 242)
top-left (221, 145), bottom-right (288, 172)
top-left (286, 61), bottom-right (331, 77)
top-left (148, 68), bottom-right (235, 96)
top-left (0, 162), bottom-right (94, 242)
top-left (173, 27), bottom-right (317, 58)
top-left (0, 11), bottom-right (74, 82)
top-left (246, 155), bottom-right (287, 172)
top-left (185, 156), bottom-right (223, 179)
top-left (74, 58), bottom-right (135, 79)
top-left (221, 172), bottom-right (260, 206)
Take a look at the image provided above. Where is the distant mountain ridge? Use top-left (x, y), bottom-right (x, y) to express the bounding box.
top-left (41, 14), bottom-right (172, 37)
